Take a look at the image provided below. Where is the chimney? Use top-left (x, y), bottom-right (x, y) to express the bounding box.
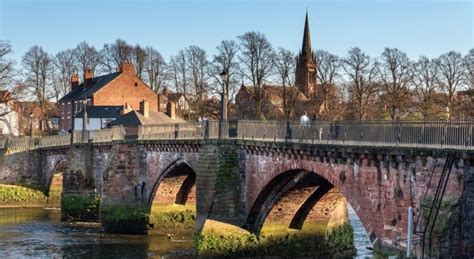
top-left (166, 101), bottom-right (176, 120)
top-left (119, 62), bottom-right (135, 74)
top-left (162, 86), bottom-right (169, 97)
top-left (84, 69), bottom-right (94, 88)
top-left (139, 99), bottom-right (149, 117)
top-left (71, 73), bottom-right (79, 91)
top-left (121, 103), bottom-right (133, 115)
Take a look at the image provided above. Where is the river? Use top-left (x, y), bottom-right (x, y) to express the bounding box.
top-left (0, 207), bottom-right (372, 258)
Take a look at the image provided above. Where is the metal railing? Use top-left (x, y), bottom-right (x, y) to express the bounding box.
top-left (1, 121), bottom-right (473, 152)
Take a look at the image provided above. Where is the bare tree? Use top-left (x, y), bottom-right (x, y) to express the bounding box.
top-left (378, 48), bottom-right (413, 120)
top-left (73, 42), bottom-right (100, 74)
top-left (412, 56), bottom-right (440, 119)
top-left (132, 45), bottom-right (147, 80)
top-left (185, 45), bottom-right (208, 101)
top-left (274, 48), bottom-right (297, 119)
top-left (145, 46), bottom-right (168, 93)
top-left (169, 50), bottom-right (187, 95)
top-left (315, 50), bottom-right (341, 117)
top-left (437, 51), bottom-right (468, 120)
top-left (22, 46), bottom-right (52, 130)
top-left (99, 43), bottom-right (116, 74)
top-left (0, 40), bottom-right (14, 86)
top-left (342, 47), bottom-right (378, 120)
top-left (208, 40), bottom-right (240, 117)
top-left (53, 49), bottom-right (76, 96)
top-left (238, 31), bottom-right (275, 119)
top-left (112, 39), bottom-right (133, 67)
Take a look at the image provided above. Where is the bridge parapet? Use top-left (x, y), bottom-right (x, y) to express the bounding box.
top-left (38, 135), bottom-right (71, 148)
top-left (1, 121), bottom-right (473, 153)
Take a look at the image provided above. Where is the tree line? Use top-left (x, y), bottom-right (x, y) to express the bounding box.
top-left (0, 33), bottom-right (473, 121)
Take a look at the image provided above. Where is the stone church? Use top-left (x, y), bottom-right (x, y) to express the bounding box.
top-left (235, 12), bottom-right (322, 120)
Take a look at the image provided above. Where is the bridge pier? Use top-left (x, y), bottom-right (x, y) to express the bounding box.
top-left (195, 143), bottom-right (244, 232)
top-left (61, 144), bottom-right (100, 221)
top-left (99, 142), bottom-right (148, 234)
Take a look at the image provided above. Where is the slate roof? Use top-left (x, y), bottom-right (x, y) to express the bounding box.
top-left (75, 106), bottom-right (122, 119)
top-left (108, 110), bottom-right (185, 126)
top-left (59, 72), bottom-right (121, 102)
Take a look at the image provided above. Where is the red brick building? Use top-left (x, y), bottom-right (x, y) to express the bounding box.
top-left (58, 63), bottom-right (159, 131)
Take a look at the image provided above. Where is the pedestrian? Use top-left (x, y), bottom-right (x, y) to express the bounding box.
top-left (300, 112), bottom-right (310, 125)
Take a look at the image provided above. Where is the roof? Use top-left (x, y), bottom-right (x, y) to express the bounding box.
top-left (0, 90), bottom-right (13, 103)
top-left (240, 84), bottom-right (309, 103)
top-left (59, 72), bottom-right (121, 102)
top-left (108, 110), bottom-right (185, 126)
top-left (75, 106), bottom-right (122, 119)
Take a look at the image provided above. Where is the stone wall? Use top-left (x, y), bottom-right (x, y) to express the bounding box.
top-left (241, 142), bottom-right (470, 254)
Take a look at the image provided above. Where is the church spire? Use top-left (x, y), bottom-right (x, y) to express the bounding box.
top-left (302, 11), bottom-right (311, 55)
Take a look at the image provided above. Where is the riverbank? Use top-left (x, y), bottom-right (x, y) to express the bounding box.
top-left (0, 184), bottom-right (61, 208)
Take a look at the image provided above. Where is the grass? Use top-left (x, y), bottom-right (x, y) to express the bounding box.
top-left (194, 223), bottom-right (356, 257)
top-left (0, 184), bottom-right (48, 206)
top-left (149, 204), bottom-right (196, 233)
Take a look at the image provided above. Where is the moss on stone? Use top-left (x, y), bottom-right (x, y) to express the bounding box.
top-left (101, 205), bottom-right (149, 234)
top-left (61, 194), bottom-right (100, 221)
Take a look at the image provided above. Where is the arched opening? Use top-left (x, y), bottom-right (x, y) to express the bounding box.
top-left (147, 160), bottom-right (197, 233)
top-left (45, 160), bottom-right (67, 208)
top-left (243, 169), bottom-right (371, 257)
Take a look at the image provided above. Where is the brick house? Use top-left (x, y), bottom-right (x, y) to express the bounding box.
top-left (58, 63), bottom-right (159, 131)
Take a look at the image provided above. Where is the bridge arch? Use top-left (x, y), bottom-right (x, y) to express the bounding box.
top-left (147, 158), bottom-right (197, 211)
top-left (244, 160), bottom-right (375, 242)
top-left (44, 158), bottom-right (67, 196)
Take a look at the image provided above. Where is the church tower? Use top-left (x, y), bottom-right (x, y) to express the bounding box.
top-left (295, 11), bottom-right (317, 98)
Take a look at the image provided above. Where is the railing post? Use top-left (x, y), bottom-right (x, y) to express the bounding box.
top-left (204, 120), bottom-right (209, 140)
top-left (174, 123), bottom-right (179, 139)
top-left (285, 121), bottom-right (291, 143)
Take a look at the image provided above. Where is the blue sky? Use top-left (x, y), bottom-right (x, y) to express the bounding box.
top-left (0, 0), bottom-right (472, 65)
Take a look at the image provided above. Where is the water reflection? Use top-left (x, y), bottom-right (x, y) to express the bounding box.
top-left (0, 208), bottom-right (193, 258)
top-left (1, 207), bottom-right (373, 258)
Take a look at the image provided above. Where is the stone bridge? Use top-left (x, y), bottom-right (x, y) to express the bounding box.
top-left (0, 121), bottom-right (473, 256)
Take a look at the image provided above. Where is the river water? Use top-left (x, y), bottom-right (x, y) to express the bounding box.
top-left (0, 207), bottom-right (372, 258)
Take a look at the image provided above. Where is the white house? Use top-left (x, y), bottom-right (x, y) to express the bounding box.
top-left (74, 106), bottom-right (122, 131)
top-left (0, 90), bottom-right (19, 135)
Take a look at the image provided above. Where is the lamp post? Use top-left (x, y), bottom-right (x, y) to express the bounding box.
top-left (29, 112), bottom-right (33, 138)
top-left (82, 98), bottom-right (88, 143)
top-left (219, 69), bottom-right (228, 139)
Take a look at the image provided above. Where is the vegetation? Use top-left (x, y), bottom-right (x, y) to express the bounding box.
top-left (61, 194), bottom-right (100, 221)
top-left (194, 223), bottom-right (355, 257)
top-left (0, 184), bottom-right (48, 206)
top-left (149, 204), bottom-right (196, 233)
top-left (101, 205), bottom-right (149, 234)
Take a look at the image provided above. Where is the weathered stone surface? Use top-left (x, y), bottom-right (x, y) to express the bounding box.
top-left (1, 140), bottom-right (473, 257)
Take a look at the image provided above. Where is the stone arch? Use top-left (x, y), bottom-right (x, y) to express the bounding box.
top-left (244, 161), bottom-right (373, 240)
top-left (244, 169), bottom-right (336, 234)
top-left (146, 158), bottom-right (197, 211)
top-left (44, 158), bottom-right (67, 196)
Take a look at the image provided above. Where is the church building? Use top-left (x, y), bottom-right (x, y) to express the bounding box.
top-left (235, 12), bottom-right (320, 120)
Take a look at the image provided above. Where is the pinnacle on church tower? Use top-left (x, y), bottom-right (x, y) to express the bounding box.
top-left (302, 11), bottom-right (312, 57)
top-left (295, 11), bottom-right (317, 98)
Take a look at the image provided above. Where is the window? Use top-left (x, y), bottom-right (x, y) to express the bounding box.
top-left (134, 82), bottom-right (138, 86)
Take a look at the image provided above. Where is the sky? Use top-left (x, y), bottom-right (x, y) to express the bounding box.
top-left (0, 0), bottom-right (472, 66)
